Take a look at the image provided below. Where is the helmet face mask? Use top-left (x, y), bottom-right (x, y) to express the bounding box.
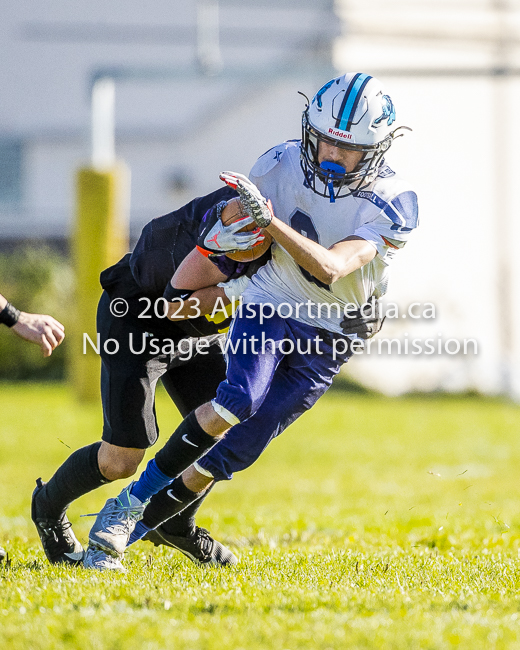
top-left (300, 73), bottom-right (402, 201)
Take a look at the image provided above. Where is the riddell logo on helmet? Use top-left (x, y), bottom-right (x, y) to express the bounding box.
top-left (328, 128), bottom-right (353, 140)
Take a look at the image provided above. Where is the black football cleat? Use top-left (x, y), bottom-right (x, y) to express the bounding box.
top-left (0, 546), bottom-right (6, 563)
top-left (31, 478), bottom-right (84, 566)
top-left (143, 525), bottom-right (238, 567)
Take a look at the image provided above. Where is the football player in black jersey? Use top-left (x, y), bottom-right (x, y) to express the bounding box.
top-left (31, 186), bottom-right (270, 568)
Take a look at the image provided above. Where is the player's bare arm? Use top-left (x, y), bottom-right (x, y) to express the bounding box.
top-left (0, 292), bottom-right (65, 357)
top-left (164, 249), bottom-right (229, 320)
top-left (172, 248), bottom-right (228, 290)
top-left (167, 285), bottom-right (228, 320)
top-left (265, 219), bottom-right (376, 285)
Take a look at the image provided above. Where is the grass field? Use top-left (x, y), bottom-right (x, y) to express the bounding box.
top-left (1, 384), bottom-right (520, 649)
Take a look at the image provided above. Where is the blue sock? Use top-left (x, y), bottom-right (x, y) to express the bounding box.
top-left (130, 459), bottom-right (173, 503)
top-left (128, 520), bottom-right (151, 546)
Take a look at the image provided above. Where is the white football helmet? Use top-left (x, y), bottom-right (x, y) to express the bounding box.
top-left (301, 72), bottom-right (408, 201)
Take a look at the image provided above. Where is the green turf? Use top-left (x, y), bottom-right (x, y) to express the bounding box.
top-left (1, 383), bottom-right (520, 649)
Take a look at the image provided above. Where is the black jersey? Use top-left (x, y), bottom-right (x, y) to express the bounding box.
top-left (100, 186), bottom-right (238, 338)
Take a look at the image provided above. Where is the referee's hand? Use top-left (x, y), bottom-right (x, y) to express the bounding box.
top-left (13, 312), bottom-right (65, 357)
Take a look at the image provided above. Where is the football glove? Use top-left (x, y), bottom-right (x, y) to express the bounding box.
top-left (219, 172), bottom-right (274, 228)
top-left (197, 200), bottom-right (264, 258)
top-left (217, 274), bottom-right (251, 304)
top-left (340, 297), bottom-right (385, 340)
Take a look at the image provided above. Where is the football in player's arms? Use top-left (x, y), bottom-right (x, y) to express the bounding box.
top-left (165, 197), bottom-right (272, 323)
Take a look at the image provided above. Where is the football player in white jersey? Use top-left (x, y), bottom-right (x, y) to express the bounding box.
top-left (83, 72), bottom-right (419, 571)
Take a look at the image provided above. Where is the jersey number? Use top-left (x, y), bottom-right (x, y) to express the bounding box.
top-left (290, 211), bottom-right (330, 291)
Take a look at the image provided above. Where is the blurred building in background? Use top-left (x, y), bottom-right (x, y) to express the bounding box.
top-left (0, 0), bottom-right (518, 398)
top-left (0, 0), bottom-right (337, 240)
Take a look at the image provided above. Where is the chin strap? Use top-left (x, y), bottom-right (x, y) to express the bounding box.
top-left (319, 161), bottom-right (345, 203)
top-left (327, 180), bottom-right (335, 203)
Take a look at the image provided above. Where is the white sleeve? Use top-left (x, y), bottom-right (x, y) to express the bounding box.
top-left (354, 190), bottom-right (418, 257)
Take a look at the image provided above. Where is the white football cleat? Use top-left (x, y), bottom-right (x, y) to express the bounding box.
top-left (83, 545), bottom-right (126, 572)
top-left (87, 483), bottom-right (146, 557)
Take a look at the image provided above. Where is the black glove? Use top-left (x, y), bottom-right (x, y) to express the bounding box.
top-left (340, 297), bottom-right (385, 340)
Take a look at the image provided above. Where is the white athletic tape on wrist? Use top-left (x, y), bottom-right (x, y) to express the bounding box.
top-left (218, 275), bottom-right (250, 303)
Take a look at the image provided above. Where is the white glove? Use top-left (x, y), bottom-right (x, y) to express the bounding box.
top-left (219, 172), bottom-right (274, 228)
top-left (197, 200), bottom-right (264, 256)
top-left (218, 275), bottom-right (251, 303)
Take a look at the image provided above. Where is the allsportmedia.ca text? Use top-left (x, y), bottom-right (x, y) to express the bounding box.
top-left (108, 296), bottom-right (438, 323)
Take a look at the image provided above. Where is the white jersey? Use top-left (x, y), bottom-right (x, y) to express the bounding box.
top-left (243, 140), bottom-right (419, 334)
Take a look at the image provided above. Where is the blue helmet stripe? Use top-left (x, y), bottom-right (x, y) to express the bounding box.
top-left (334, 73), bottom-right (361, 129)
top-left (336, 73), bottom-right (372, 132)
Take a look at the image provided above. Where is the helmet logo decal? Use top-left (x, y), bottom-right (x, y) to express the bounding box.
top-left (335, 73), bottom-right (372, 131)
top-left (313, 78), bottom-right (336, 110)
top-left (373, 95), bottom-right (396, 127)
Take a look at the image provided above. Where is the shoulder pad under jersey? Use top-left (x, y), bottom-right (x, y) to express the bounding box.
top-left (249, 141), bottom-right (299, 179)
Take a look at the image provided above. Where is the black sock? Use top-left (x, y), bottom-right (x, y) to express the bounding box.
top-left (37, 442), bottom-right (110, 519)
top-left (160, 484), bottom-right (214, 536)
top-left (154, 411), bottom-right (220, 479)
top-left (142, 477), bottom-right (201, 530)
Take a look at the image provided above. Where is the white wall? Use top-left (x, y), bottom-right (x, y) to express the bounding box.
top-left (334, 0), bottom-right (520, 398)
